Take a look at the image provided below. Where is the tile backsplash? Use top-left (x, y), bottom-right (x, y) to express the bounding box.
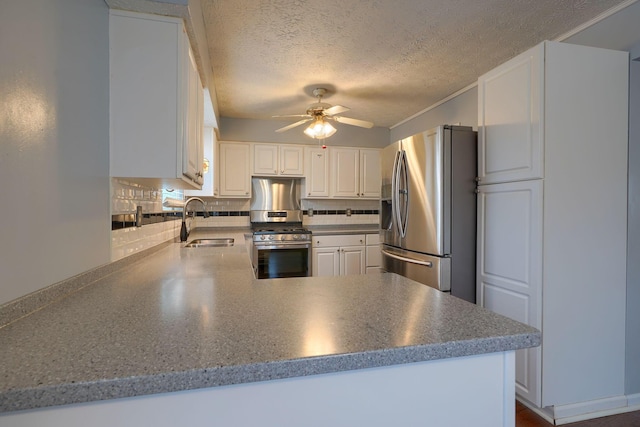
top-left (302, 199), bottom-right (379, 226)
top-left (110, 178), bottom-right (379, 261)
top-left (110, 179), bottom-right (184, 261)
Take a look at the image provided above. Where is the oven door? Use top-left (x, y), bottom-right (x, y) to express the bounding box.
top-left (252, 242), bottom-right (311, 279)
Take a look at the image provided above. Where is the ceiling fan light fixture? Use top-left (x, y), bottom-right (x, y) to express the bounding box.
top-left (304, 117), bottom-right (336, 139)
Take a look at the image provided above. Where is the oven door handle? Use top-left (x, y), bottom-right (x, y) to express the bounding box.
top-left (254, 243), bottom-right (311, 250)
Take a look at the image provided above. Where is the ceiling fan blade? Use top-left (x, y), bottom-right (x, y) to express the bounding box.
top-left (272, 114), bottom-right (312, 118)
top-left (323, 105), bottom-right (350, 116)
top-left (275, 119), bottom-right (312, 133)
top-left (333, 116), bottom-right (374, 129)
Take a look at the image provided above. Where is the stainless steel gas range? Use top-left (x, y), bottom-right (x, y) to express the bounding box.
top-left (249, 177), bottom-right (311, 279)
top-left (251, 226), bottom-right (311, 279)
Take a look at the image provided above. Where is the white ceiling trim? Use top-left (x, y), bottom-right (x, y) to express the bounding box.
top-left (390, 0), bottom-right (639, 130)
top-left (555, 0), bottom-right (638, 41)
top-left (390, 81), bottom-right (478, 129)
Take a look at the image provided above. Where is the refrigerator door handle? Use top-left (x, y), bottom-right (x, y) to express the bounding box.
top-left (392, 150), bottom-right (402, 235)
top-left (381, 249), bottom-right (433, 267)
top-left (397, 150), bottom-right (409, 238)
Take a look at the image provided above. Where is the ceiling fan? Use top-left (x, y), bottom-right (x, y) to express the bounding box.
top-left (273, 88), bottom-right (374, 139)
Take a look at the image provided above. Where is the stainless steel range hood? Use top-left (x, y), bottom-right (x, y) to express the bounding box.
top-left (250, 177), bottom-right (302, 223)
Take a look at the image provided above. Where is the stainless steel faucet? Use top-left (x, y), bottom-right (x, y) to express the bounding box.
top-left (180, 197), bottom-right (209, 242)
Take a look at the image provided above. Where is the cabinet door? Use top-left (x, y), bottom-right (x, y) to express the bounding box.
top-left (183, 45), bottom-right (203, 184)
top-left (219, 143), bottom-right (251, 197)
top-left (212, 130), bottom-right (220, 197)
top-left (280, 145), bottom-right (304, 176)
top-left (477, 180), bottom-right (542, 406)
top-left (331, 148), bottom-right (359, 198)
top-left (110, 11), bottom-right (202, 189)
top-left (365, 233), bottom-right (382, 269)
top-left (110, 11), bottom-right (181, 179)
top-left (366, 245), bottom-right (381, 268)
top-left (478, 43), bottom-right (543, 184)
top-left (253, 144), bottom-right (279, 176)
top-left (359, 149), bottom-right (381, 198)
top-left (185, 127), bottom-right (214, 197)
top-left (340, 246), bottom-right (365, 276)
top-left (304, 147), bottom-right (329, 197)
top-left (312, 247), bottom-right (340, 276)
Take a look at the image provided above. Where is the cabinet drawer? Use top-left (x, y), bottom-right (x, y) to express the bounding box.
top-left (313, 234), bottom-right (365, 247)
top-left (365, 233), bottom-right (380, 245)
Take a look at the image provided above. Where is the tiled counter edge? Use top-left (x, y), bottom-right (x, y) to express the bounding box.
top-left (0, 241), bottom-right (174, 328)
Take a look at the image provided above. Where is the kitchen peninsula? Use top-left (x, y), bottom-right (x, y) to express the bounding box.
top-left (0, 231), bottom-right (539, 427)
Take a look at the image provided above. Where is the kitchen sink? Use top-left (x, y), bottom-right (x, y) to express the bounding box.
top-left (184, 238), bottom-right (234, 248)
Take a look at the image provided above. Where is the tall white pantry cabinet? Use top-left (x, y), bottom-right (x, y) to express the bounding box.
top-left (477, 40), bottom-right (628, 415)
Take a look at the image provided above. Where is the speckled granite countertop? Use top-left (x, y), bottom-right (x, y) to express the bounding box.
top-left (0, 230), bottom-right (540, 413)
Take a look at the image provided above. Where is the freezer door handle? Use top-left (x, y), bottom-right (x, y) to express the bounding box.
top-left (381, 249), bottom-right (433, 267)
top-left (395, 150), bottom-right (409, 238)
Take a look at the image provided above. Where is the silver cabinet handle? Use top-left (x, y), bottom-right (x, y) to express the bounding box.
top-left (381, 249), bottom-right (433, 267)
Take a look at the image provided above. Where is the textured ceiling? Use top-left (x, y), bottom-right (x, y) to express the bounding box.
top-left (201, 0), bottom-right (632, 128)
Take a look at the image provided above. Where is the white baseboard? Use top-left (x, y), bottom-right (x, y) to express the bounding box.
top-left (628, 392), bottom-right (640, 407)
top-left (516, 397), bottom-right (555, 424)
top-left (553, 395), bottom-right (628, 425)
top-left (519, 393), bottom-right (640, 425)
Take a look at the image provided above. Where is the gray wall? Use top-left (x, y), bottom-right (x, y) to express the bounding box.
top-left (389, 88), bottom-right (478, 142)
top-left (0, 0), bottom-right (111, 304)
top-left (219, 117), bottom-right (390, 148)
top-left (626, 44), bottom-right (640, 395)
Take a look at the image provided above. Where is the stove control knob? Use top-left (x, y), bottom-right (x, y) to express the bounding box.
top-left (293, 234), bottom-right (299, 240)
top-left (260, 235), bottom-right (266, 241)
top-left (269, 235), bottom-right (274, 240)
top-left (280, 235), bottom-right (286, 241)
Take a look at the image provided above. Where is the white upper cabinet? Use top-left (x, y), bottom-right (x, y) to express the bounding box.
top-left (359, 149), bottom-right (381, 198)
top-left (279, 145), bottom-right (305, 175)
top-left (109, 10), bottom-right (204, 189)
top-left (330, 148), bottom-right (381, 199)
top-left (183, 47), bottom-right (204, 184)
top-left (252, 144), bottom-right (304, 176)
top-left (185, 127), bottom-right (216, 198)
top-left (304, 147), bottom-right (330, 198)
top-left (477, 43), bottom-right (543, 185)
top-left (219, 142), bottom-right (251, 198)
top-left (253, 144), bottom-right (279, 176)
top-left (331, 148), bottom-right (359, 197)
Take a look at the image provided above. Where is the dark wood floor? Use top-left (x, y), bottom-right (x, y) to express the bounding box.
top-left (516, 401), bottom-right (640, 426)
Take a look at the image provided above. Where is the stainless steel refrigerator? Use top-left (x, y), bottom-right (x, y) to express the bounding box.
top-left (380, 125), bottom-right (477, 303)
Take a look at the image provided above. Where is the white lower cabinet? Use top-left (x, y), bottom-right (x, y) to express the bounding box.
top-left (365, 233), bottom-right (382, 274)
top-left (312, 235), bottom-right (365, 277)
